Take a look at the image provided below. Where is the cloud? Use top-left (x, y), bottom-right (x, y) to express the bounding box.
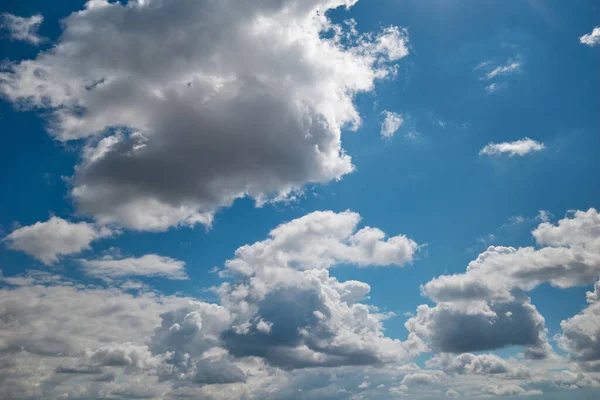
top-left (380, 111), bottom-right (404, 138)
top-left (484, 61), bottom-right (522, 80)
top-left (0, 13), bottom-right (45, 45)
top-left (2, 217), bottom-right (114, 264)
top-left (446, 389), bottom-right (460, 397)
top-left (217, 210), bottom-right (421, 369)
top-left (0, 209), bottom-right (424, 398)
top-left (481, 384), bottom-right (542, 397)
top-left (225, 210), bottom-right (419, 275)
top-left (408, 209), bottom-right (600, 358)
top-left (556, 280), bottom-right (600, 371)
top-left (479, 137), bottom-right (545, 156)
top-left (5, 209), bottom-right (600, 398)
top-left (400, 371), bottom-right (444, 386)
top-left (580, 26), bottom-right (600, 47)
top-left (485, 82), bottom-right (505, 94)
top-left (426, 353), bottom-right (532, 379)
top-left (79, 254), bottom-right (188, 280)
top-left (0, 0), bottom-right (409, 231)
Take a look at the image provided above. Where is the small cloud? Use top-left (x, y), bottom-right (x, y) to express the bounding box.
top-left (0, 13), bottom-right (46, 45)
top-left (580, 26), bottom-right (600, 47)
top-left (479, 137), bottom-right (545, 157)
top-left (509, 216), bottom-right (526, 224)
top-left (404, 130), bottom-right (419, 140)
top-left (380, 110), bottom-right (404, 138)
top-left (484, 61), bottom-right (521, 80)
top-left (485, 82), bottom-right (505, 94)
top-left (537, 210), bottom-right (553, 222)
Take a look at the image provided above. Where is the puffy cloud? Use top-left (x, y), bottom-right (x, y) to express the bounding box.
top-left (219, 267), bottom-right (419, 369)
top-left (445, 389), bottom-right (460, 397)
top-left (400, 370), bottom-right (444, 386)
top-left (408, 209), bottom-right (600, 358)
top-left (0, 0), bottom-right (409, 231)
top-left (549, 370), bottom-right (600, 389)
top-left (481, 384), bottom-right (542, 397)
top-left (580, 26), bottom-right (600, 47)
top-left (0, 13), bottom-right (45, 45)
top-left (426, 353), bottom-right (532, 379)
top-left (215, 211), bottom-right (421, 369)
top-left (79, 254), bottom-right (188, 280)
top-left (225, 210), bottom-right (419, 276)
top-left (380, 110), bottom-right (403, 138)
top-left (556, 280), bottom-right (600, 371)
top-left (422, 209), bottom-right (600, 304)
top-left (405, 298), bottom-right (550, 358)
top-left (479, 137), bottom-right (545, 156)
top-left (2, 217), bottom-right (114, 265)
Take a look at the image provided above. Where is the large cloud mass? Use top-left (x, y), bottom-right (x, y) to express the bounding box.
top-left (0, 0), bottom-right (409, 231)
top-left (407, 209), bottom-right (600, 358)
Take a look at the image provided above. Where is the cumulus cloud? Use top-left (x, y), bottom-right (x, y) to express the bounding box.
top-left (479, 137), bottom-right (545, 156)
top-left (557, 280), bottom-right (600, 371)
top-left (79, 254), bottom-right (188, 280)
top-left (446, 389), bottom-right (460, 397)
top-left (225, 210), bottom-right (419, 275)
top-left (426, 353), bottom-right (532, 379)
top-left (0, 13), bottom-right (45, 45)
top-left (408, 209), bottom-right (600, 358)
top-left (2, 216), bottom-right (114, 264)
top-left (400, 370), bottom-right (444, 386)
top-left (580, 26), bottom-right (600, 47)
top-left (380, 110), bottom-right (404, 138)
top-left (0, 209), bottom-right (427, 398)
top-left (481, 384), bottom-right (542, 397)
top-left (0, 0), bottom-right (409, 231)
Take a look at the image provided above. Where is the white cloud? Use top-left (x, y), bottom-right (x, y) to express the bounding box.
top-left (580, 26), bottom-right (600, 47)
top-left (0, 13), bottom-right (45, 45)
top-left (2, 216), bottom-right (114, 264)
top-left (380, 110), bottom-right (404, 138)
top-left (408, 209), bottom-right (600, 359)
top-left (79, 254), bottom-right (188, 280)
top-left (225, 210), bottom-right (419, 275)
top-left (400, 370), bottom-right (444, 386)
top-left (484, 61), bottom-right (522, 80)
top-left (0, 0), bottom-right (409, 231)
top-left (557, 280), bottom-right (600, 371)
top-left (445, 389), bottom-right (460, 397)
top-left (485, 82), bottom-right (504, 94)
top-left (426, 353), bottom-right (532, 379)
top-left (479, 137), bottom-right (545, 156)
top-left (481, 384), bottom-right (542, 397)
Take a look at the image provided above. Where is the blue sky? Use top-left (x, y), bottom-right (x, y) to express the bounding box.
top-left (0, 0), bottom-right (599, 399)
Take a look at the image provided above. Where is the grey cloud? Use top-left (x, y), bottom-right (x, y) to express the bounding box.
top-left (557, 281), bottom-right (600, 371)
top-left (0, 13), bottom-right (45, 45)
top-left (2, 216), bottom-right (115, 265)
top-left (0, 0), bottom-right (409, 231)
top-left (79, 254), bottom-right (188, 280)
top-left (408, 209), bottom-right (600, 359)
top-left (406, 298), bottom-right (550, 358)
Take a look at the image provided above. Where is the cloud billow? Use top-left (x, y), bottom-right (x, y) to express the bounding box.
top-left (0, 0), bottom-right (409, 231)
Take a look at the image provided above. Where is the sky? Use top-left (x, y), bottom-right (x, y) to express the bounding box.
top-left (0, 0), bottom-right (599, 399)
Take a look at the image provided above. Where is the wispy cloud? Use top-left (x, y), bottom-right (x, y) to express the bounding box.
top-left (0, 13), bottom-right (45, 45)
top-left (479, 137), bottom-right (545, 157)
top-left (484, 61), bottom-right (522, 80)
